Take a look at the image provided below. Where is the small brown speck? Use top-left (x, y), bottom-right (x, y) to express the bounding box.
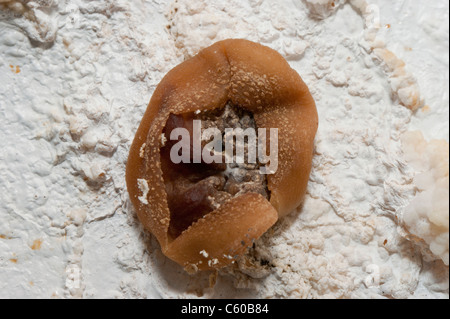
top-left (31, 239), bottom-right (43, 250)
top-left (63, 38), bottom-right (70, 48)
top-left (9, 65), bottom-right (20, 73)
top-left (421, 105), bottom-right (431, 113)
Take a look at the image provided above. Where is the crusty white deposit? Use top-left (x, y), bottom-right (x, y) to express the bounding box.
top-left (401, 131), bottom-right (449, 266)
top-left (0, 0), bottom-right (448, 298)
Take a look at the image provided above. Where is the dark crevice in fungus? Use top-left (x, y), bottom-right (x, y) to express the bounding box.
top-left (160, 102), bottom-right (270, 239)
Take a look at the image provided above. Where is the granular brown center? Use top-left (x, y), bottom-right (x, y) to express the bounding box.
top-left (160, 103), bottom-right (270, 239)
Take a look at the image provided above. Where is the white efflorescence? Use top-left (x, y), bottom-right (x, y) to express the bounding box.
top-left (0, 0), bottom-right (448, 299)
top-left (302, 0), bottom-right (346, 19)
top-left (137, 179), bottom-right (149, 206)
top-left (160, 133), bottom-right (167, 147)
top-left (401, 131), bottom-right (449, 266)
top-left (0, 0), bottom-right (59, 44)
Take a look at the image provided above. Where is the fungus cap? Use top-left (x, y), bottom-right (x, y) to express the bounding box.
top-left (126, 39), bottom-right (318, 271)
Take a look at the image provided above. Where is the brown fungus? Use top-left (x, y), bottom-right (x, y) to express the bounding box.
top-left (126, 39), bottom-right (318, 272)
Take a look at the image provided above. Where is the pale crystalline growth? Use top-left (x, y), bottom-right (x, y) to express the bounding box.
top-left (139, 143), bottom-right (146, 159)
top-left (0, 0), bottom-right (59, 44)
top-left (401, 131), bottom-right (449, 265)
top-left (208, 258), bottom-right (219, 267)
top-left (81, 162), bottom-right (106, 182)
top-left (165, 0), bottom-right (310, 61)
top-left (67, 208), bottom-right (87, 227)
top-left (302, 0), bottom-right (346, 19)
top-left (373, 48), bottom-right (423, 111)
top-left (160, 133), bottom-right (167, 147)
top-left (137, 179), bottom-right (150, 205)
top-left (351, 0), bottom-right (424, 111)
